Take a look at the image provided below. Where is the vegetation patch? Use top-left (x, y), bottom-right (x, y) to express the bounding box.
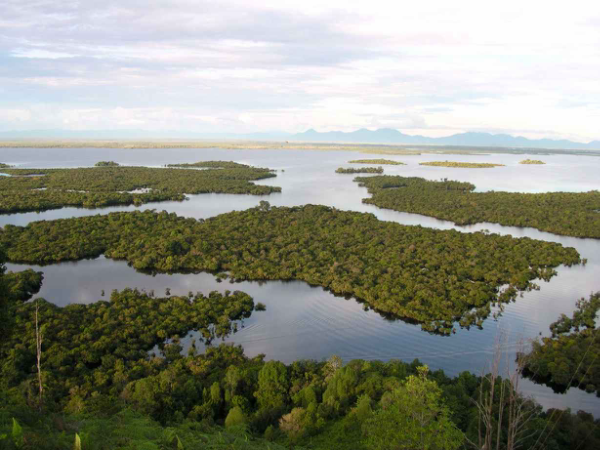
top-left (520, 159), bottom-right (546, 164)
top-left (94, 161), bottom-right (120, 167)
top-left (0, 163), bottom-right (12, 168)
top-left (520, 292), bottom-right (600, 395)
top-left (0, 163), bottom-right (280, 214)
top-left (167, 161), bottom-right (252, 169)
top-left (336, 167), bottom-right (383, 174)
top-left (0, 205), bottom-right (580, 333)
top-left (1, 253), bottom-right (598, 450)
top-left (355, 175), bottom-right (600, 238)
top-left (4, 269), bottom-right (43, 303)
top-left (419, 161), bottom-right (505, 168)
top-left (349, 159), bottom-right (405, 165)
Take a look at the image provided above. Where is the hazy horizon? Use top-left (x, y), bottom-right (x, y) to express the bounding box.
top-left (1, 1), bottom-right (599, 142)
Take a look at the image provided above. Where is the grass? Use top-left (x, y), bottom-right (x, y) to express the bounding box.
top-left (520, 159), bottom-right (545, 164)
top-left (348, 159), bottom-right (405, 165)
top-left (419, 161), bottom-right (505, 168)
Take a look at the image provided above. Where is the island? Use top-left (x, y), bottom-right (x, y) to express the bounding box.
top-left (0, 162), bottom-right (280, 214)
top-left (419, 161), bottom-right (505, 168)
top-left (0, 248), bottom-right (594, 450)
top-left (348, 158), bottom-right (405, 165)
top-left (167, 161), bottom-right (251, 168)
top-left (521, 292), bottom-right (600, 394)
top-left (355, 175), bottom-right (600, 238)
top-left (95, 161), bottom-right (120, 167)
top-left (520, 159), bottom-right (546, 164)
top-left (336, 167), bottom-right (383, 174)
top-left (0, 204), bottom-right (580, 334)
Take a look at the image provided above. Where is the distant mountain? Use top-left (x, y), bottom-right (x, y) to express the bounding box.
top-left (292, 128), bottom-right (600, 150)
top-left (1, 128), bottom-right (598, 150)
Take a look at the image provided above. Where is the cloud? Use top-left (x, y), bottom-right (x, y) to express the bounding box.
top-left (0, 0), bottom-right (599, 140)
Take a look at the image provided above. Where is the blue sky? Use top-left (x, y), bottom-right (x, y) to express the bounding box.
top-left (1, 0), bottom-right (599, 141)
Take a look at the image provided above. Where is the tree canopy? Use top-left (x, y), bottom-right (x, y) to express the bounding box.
top-left (0, 205), bottom-right (580, 333)
top-left (356, 175), bottom-right (600, 238)
top-left (0, 163), bottom-right (280, 214)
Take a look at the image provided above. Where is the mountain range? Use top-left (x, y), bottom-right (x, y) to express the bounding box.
top-left (1, 128), bottom-right (599, 150)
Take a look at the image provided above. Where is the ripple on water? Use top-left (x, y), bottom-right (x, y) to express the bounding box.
top-left (2, 147), bottom-right (600, 415)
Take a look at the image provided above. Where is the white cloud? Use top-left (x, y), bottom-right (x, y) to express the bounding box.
top-left (0, 108), bottom-right (31, 122)
top-left (0, 0), bottom-right (599, 140)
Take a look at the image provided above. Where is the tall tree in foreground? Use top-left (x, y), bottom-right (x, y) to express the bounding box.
top-left (362, 365), bottom-right (464, 450)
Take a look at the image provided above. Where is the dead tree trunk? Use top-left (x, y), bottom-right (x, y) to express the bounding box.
top-left (35, 300), bottom-right (43, 413)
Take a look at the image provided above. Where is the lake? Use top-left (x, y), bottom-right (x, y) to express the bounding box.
top-left (2, 146), bottom-right (600, 414)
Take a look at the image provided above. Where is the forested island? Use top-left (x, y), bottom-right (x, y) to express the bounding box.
top-left (0, 163), bottom-right (280, 214)
top-left (94, 161), bottom-right (120, 167)
top-left (520, 159), bottom-right (546, 164)
top-left (167, 161), bottom-right (252, 169)
top-left (355, 175), bottom-right (600, 238)
top-left (0, 163), bottom-right (12, 168)
top-left (521, 292), bottom-right (600, 394)
top-left (348, 159), bottom-right (404, 165)
top-left (1, 253), bottom-right (599, 449)
top-left (420, 161), bottom-right (505, 168)
top-left (336, 167), bottom-right (383, 174)
top-left (0, 204), bottom-right (580, 333)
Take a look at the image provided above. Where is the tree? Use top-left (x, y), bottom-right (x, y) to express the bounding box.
top-left (362, 366), bottom-right (463, 450)
top-left (225, 406), bottom-right (247, 428)
top-left (254, 361), bottom-right (289, 428)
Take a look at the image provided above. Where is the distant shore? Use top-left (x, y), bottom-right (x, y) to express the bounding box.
top-left (1, 139), bottom-right (599, 157)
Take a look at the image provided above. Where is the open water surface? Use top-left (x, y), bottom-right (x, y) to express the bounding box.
top-left (2, 147), bottom-right (600, 414)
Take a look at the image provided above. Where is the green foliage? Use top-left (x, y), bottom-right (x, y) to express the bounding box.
top-left (74, 433), bottom-right (81, 450)
top-left (256, 361), bottom-right (289, 413)
top-left (254, 302), bottom-right (266, 311)
top-left (0, 206), bottom-right (580, 332)
top-left (94, 161), bottom-right (120, 167)
top-left (522, 292), bottom-right (600, 394)
top-left (0, 163), bottom-right (13, 168)
top-left (362, 366), bottom-right (463, 450)
top-left (0, 164), bottom-right (280, 214)
top-left (225, 407), bottom-right (247, 428)
top-left (3, 269), bottom-right (43, 302)
top-left (356, 175), bottom-right (600, 238)
top-left (0, 288), bottom-right (254, 409)
top-left (348, 159), bottom-right (404, 165)
top-left (419, 161), bottom-right (505, 168)
top-left (335, 167), bottom-right (383, 174)
top-left (12, 418), bottom-right (23, 448)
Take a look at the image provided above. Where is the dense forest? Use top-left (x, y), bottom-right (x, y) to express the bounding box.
top-left (335, 167), bottom-right (383, 174)
top-left (167, 161), bottom-right (253, 168)
top-left (348, 159), bottom-right (404, 165)
top-left (419, 161), bottom-right (505, 168)
top-left (0, 163), bottom-right (280, 214)
top-left (521, 292), bottom-right (600, 395)
top-left (355, 175), bottom-right (600, 238)
top-left (0, 204), bottom-right (580, 333)
top-left (0, 255), bottom-right (599, 449)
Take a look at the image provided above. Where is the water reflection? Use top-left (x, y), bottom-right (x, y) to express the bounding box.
top-left (2, 147), bottom-right (600, 414)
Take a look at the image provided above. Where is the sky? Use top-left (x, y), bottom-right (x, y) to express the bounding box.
top-left (1, 0), bottom-right (600, 141)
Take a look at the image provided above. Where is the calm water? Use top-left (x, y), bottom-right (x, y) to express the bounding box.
top-left (2, 147), bottom-right (600, 414)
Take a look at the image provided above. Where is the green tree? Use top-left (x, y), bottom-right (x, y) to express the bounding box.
top-left (362, 366), bottom-right (463, 450)
top-left (225, 406), bottom-right (247, 428)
